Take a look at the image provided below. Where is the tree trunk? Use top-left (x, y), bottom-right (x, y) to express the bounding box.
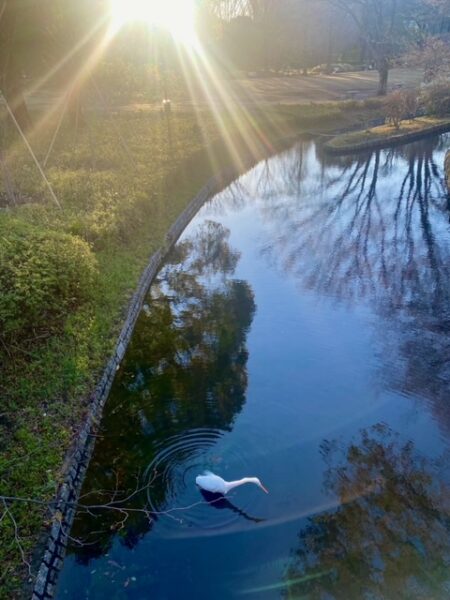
top-left (377, 59), bottom-right (389, 96)
top-left (326, 20), bottom-right (334, 71)
top-left (66, 87), bottom-right (85, 130)
top-left (262, 26), bottom-right (269, 73)
top-left (0, 147), bottom-right (17, 205)
top-left (0, 0), bottom-right (32, 131)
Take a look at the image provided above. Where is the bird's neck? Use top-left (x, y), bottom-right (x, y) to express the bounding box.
top-left (225, 478), bottom-right (257, 493)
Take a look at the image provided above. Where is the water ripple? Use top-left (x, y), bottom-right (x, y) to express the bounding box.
top-left (143, 428), bottom-right (263, 535)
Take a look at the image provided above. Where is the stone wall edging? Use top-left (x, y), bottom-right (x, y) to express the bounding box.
top-left (30, 159), bottom-right (256, 599)
top-left (445, 150), bottom-right (450, 193)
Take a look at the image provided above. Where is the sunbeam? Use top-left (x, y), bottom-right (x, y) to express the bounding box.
top-left (110, 0), bottom-right (197, 44)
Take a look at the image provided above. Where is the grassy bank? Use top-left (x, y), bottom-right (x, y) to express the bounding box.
top-left (325, 116), bottom-right (450, 154)
top-left (0, 98), bottom-right (383, 598)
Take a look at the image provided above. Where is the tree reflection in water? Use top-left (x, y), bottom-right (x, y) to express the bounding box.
top-left (65, 135), bottom-right (450, 578)
top-left (229, 136), bottom-right (449, 310)
top-left (218, 135), bottom-right (450, 431)
top-left (285, 424), bottom-right (450, 599)
top-left (68, 220), bottom-right (256, 561)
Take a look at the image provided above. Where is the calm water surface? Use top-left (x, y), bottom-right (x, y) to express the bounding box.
top-left (58, 135), bottom-right (450, 599)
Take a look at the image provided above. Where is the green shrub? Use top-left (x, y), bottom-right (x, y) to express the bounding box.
top-left (0, 218), bottom-right (98, 340)
top-left (421, 80), bottom-right (450, 116)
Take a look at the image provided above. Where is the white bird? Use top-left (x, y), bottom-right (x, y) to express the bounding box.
top-left (196, 471), bottom-right (269, 495)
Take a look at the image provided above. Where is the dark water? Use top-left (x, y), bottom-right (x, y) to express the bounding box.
top-left (57, 135), bottom-right (450, 599)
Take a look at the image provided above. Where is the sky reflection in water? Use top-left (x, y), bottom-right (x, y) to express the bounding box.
top-left (57, 134), bottom-right (450, 599)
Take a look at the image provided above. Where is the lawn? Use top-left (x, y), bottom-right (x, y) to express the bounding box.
top-left (0, 98), bottom-right (384, 598)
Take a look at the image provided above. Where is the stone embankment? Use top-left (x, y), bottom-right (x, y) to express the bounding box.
top-left (31, 171), bottom-right (234, 599)
top-left (445, 151), bottom-right (450, 193)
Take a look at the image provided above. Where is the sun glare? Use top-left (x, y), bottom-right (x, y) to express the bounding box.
top-left (110, 0), bottom-right (196, 43)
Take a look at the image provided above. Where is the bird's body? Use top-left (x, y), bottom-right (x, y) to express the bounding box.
top-left (195, 471), bottom-right (268, 495)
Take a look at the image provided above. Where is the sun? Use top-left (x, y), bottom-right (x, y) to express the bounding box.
top-left (110, 0), bottom-right (197, 43)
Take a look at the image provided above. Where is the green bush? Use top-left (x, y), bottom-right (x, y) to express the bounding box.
top-left (421, 80), bottom-right (450, 117)
top-left (0, 218), bottom-right (98, 340)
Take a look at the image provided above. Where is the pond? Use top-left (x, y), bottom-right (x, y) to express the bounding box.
top-left (57, 134), bottom-right (450, 599)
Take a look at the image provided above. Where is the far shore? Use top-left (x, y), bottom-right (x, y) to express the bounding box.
top-left (324, 116), bottom-right (450, 154)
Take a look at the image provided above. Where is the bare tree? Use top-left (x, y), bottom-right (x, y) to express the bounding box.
top-left (205, 0), bottom-right (253, 20)
top-left (325, 0), bottom-right (418, 95)
top-left (408, 35), bottom-right (450, 81)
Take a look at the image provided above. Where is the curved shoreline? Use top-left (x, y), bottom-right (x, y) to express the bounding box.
top-left (32, 175), bottom-right (235, 599)
top-left (30, 134), bottom-right (301, 600)
top-left (324, 119), bottom-right (450, 155)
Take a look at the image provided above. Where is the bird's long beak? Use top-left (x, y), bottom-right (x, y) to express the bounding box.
top-left (260, 484), bottom-right (269, 494)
